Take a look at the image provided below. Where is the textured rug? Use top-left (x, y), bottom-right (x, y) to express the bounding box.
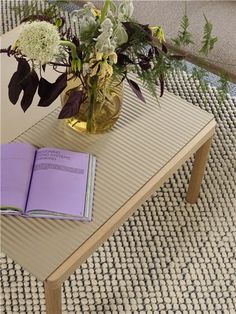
top-left (1, 1), bottom-right (236, 314)
top-left (1, 71), bottom-right (235, 314)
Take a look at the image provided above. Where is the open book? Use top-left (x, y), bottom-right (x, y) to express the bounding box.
top-left (0, 143), bottom-right (96, 220)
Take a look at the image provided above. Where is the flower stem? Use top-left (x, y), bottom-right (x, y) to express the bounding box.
top-left (100, 0), bottom-right (111, 23)
top-left (60, 40), bottom-right (78, 59)
top-left (87, 76), bottom-right (98, 132)
top-left (60, 40), bottom-right (81, 72)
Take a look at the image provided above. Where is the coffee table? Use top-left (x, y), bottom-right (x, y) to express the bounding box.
top-left (1, 29), bottom-right (216, 314)
top-left (1, 87), bottom-right (215, 313)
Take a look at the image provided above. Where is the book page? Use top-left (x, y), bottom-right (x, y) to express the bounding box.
top-left (26, 147), bottom-right (90, 217)
top-left (0, 143), bottom-right (36, 213)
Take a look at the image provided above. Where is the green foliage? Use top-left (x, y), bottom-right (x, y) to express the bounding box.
top-left (199, 15), bottom-right (218, 56)
top-left (136, 53), bottom-right (172, 99)
top-left (100, 0), bottom-right (111, 23)
top-left (168, 59), bottom-right (188, 73)
top-left (114, 21), bottom-right (172, 99)
top-left (13, 0), bottom-right (67, 20)
top-left (217, 72), bottom-right (230, 101)
top-left (79, 23), bottom-right (98, 46)
top-left (171, 9), bottom-right (229, 102)
top-left (190, 67), bottom-right (230, 103)
top-left (123, 22), bottom-right (152, 48)
top-left (10, 0), bottom-right (230, 106)
top-left (191, 67), bottom-right (208, 81)
top-left (13, 0), bottom-right (40, 17)
top-left (172, 14), bottom-right (194, 48)
top-left (191, 67), bottom-right (209, 92)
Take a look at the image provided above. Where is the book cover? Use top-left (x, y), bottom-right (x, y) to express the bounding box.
top-left (0, 143), bottom-right (96, 221)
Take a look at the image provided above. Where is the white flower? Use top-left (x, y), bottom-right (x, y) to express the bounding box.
top-left (95, 18), bottom-right (115, 54)
top-left (79, 15), bottom-right (97, 40)
top-left (71, 9), bottom-right (84, 22)
top-left (83, 2), bottom-right (96, 12)
top-left (118, 0), bottom-right (134, 21)
top-left (18, 21), bottom-right (60, 64)
top-left (71, 2), bottom-right (96, 22)
top-left (113, 24), bottom-right (128, 46)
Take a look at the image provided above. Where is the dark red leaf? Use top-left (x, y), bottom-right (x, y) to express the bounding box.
top-left (140, 24), bottom-right (153, 41)
top-left (127, 78), bottom-right (146, 103)
top-left (8, 58), bottom-right (30, 105)
top-left (8, 72), bottom-right (23, 105)
top-left (138, 54), bottom-right (151, 70)
top-left (169, 54), bottom-right (184, 60)
top-left (162, 43), bottom-right (168, 54)
top-left (138, 54), bottom-right (149, 61)
top-left (139, 60), bottom-right (151, 70)
top-left (20, 70), bottom-right (39, 112)
top-left (154, 47), bottom-right (160, 57)
top-left (122, 22), bottom-right (152, 42)
top-left (116, 42), bottom-right (130, 54)
top-left (66, 27), bottom-right (72, 39)
top-left (117, 53), bottom-right (133, 66)
top-left (72, 36), bottom-right (83, 59)
top-left (38, 73), bottom-right (67, 107)
top-left (72, 36), bottom-right (80, 47)
top-left (159, 74), bottom-right (165, 97)
top-left (122, 22), bottom-right (134, 37)
top-left (58, 90), bottom-right (84, 119)
top-left (42, 64), bottom-right (46, 72)
top-left (7, 45), bottom-right (12, 57)
top-left (148, 47), bottom-right (155, 58)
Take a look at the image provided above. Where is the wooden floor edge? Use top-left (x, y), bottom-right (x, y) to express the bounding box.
top-left (45, 120), bottom-right (216, 288)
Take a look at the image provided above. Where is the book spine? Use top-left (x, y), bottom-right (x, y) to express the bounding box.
top-left (24, 149), bottom-right (37, 215)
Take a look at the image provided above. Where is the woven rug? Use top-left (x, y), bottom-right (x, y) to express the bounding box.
top-left (1, 2), bottom-right (236, 314)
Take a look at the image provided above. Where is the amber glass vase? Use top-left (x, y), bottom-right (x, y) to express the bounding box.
top-left (61, 75), bottom-right (123, 134)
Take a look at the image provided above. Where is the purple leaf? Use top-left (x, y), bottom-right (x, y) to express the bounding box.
top-left (72, 36), bottom-right (82, 59)
top-left (162, 43), bottom-right (168, 54)
top-left (148, 47), bottom-right (155, 58)
top-left (117, 53), bottom-right (133, 66)
top-left (38, 73), bottom-right (67, 107)
top-left (8, 73), bottom-right (23, 105)
top-left (127, 78), bottom-right (146, 103)
top-left (146, 46), bottom-right (160, 60)
top-left (8, 58), bottom-right (30, 105)
top-left (138, 54), bottom-right (151, 70)
top-left (72, 36), bottom-right (80, 47)
top-left (116, 42), bottom-right (130, 54)
top-left (7, 45), bottom-right (12, 57)
top-left (169, 54), bottom-right (184, 60)
top-left (66, 27), bottom-right (72, 39)
top-left (122, 22), bottom-right (152, 42)
top-left (159, 74), bottom-right (165, 97)
top-left (140, 24), bottom-right (153, 41)
top-left (20, 70), bottom-right (39, 112)
top-left (154, 47), bottom-right (160, 57)
top-left (122, 22), bottom-right (134, 37)
top-left (58, 90), bottom-right (84, 119)
top-left (139, 60), bottom-right (151, 70)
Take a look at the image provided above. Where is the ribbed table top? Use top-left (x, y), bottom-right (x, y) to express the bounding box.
top-left (1, 80), bottom-right (214, 281)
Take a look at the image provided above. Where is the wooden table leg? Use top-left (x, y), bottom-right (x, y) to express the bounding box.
top-left (44, 281), bottom-right (62, 314)
top-left (186, 136), bottom-right (213, 204)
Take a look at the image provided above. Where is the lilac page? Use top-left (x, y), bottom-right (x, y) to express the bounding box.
top-left (26, 147), bottom-right (89, 217)
top-left (0, 143), bottom-right (36, 211)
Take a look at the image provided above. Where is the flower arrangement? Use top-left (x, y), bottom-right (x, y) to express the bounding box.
top-left (1, 0), bottom-right (184, 132)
